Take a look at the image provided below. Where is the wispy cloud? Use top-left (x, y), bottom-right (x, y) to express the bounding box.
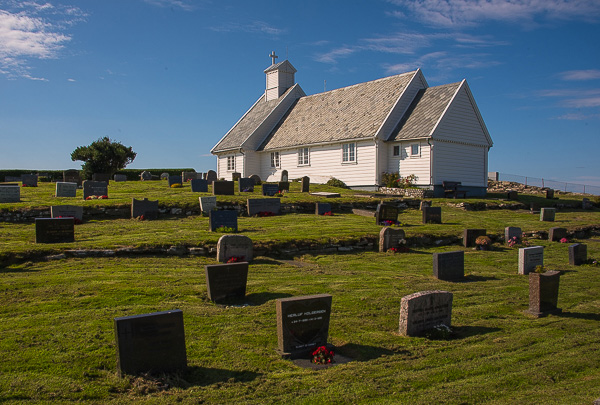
top-left (559, 69), bottom-right (600, 81)
top-left (539, 88), bottom-right (600, 119)
top-left (209, 21), bottom-right (284, 36)
top-left (142, 0), bottom-right (196, 12)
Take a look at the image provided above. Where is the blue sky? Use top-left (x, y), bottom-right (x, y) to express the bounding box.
top-left (1, 0), bottom-right (599, 186)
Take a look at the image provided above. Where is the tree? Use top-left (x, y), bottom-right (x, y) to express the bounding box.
top-left (71, 137), bottom-right (136, 180)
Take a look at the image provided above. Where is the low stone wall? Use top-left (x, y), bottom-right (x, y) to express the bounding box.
top-left (378, 187), bottom-right (435, 198)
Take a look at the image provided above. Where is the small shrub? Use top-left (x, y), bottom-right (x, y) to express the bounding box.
top-left (423, 324), bottom-right (453, 340)
top-left (380, 172), bottom-right (417, 189)
top-left (534, 265), bottom-right (547, 273)
top-left (326, 177), bottom-right (347, 189)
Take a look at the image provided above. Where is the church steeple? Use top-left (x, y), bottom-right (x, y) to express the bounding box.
top-left (264, 51), bottom-right (296, 101)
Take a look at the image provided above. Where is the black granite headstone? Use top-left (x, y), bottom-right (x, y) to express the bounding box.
top-left (433, 251), bottom-right (464, 280)
top-left (238, 178), bottom-right (254, 192)
top-left (131, 198), bottom-right (159, 219)
top-left (82, 181), bottom-right (108, 199)
top-left (463, 229), bottom-right (486, 247)
top-left (209, 210), bottom-right (238, 232)
top-left (316, 202), bottom-right (332, 215)
top-left (278, 181), bottom-right (290, 192)
top-left (301, 176), bottom-right (310, 193)
top-left (247, 198), bottom-right (281, 216)
top-left (35, 218), bottom-right (75, 243)
top-left (190, 179), bottom-right (209, 193)
top-left (213, 181), bottom-right (235, 196)
top-left (375, 203), bottom-right (399, 225)
top-left (168, 175), bottom-right (182, 187)
top-left (205, 262), bottom-right (249, 302)
top-left (262, 184), bottom-right (279, 196)
top-left (569, 243), bottom-right (587, 266)
top-left (92, 173), bottom-right (110, 183)
top-left (423, 207), bottom-right (442, 224)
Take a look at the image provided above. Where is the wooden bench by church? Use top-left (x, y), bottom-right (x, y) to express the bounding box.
top-left (443, 181), bottom-right (467, 198)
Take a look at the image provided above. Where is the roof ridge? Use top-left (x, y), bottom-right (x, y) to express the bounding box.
top-left (305, 70), bottom-right (418, 98)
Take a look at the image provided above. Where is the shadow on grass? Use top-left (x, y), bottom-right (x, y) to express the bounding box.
top-left (451, 325), bottom-right (501, 340)
top-left (557, 311), bottom-right (600, 321)
top-left (184, 366), bottom-right (261, 386)
top-left (0, 264), bottom-right (39, 273)
top-left (246, 292), bottom-right (294, 305)
top-left (334, 342), bottom-right (402, 362)
top-left (462, 274), bottom-right (498, 282)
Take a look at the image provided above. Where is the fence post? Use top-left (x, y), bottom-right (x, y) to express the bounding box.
top-left (525, 177), bottom-right (528, 186)
top-left (542, 178), bottom-right (545, 188)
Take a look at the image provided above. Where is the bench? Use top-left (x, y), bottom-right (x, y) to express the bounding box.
top-left (443, 181), bottom-right (467, 199)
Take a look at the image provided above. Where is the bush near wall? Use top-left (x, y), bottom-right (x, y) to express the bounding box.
top-left (1, 169), bottom-right (198, 182)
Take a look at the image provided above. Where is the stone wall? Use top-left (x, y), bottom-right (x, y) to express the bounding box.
top-left (378, 187), bottom-right (435, 198)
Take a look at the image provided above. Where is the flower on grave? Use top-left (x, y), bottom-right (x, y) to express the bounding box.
top-left (508, 236), bottom-right (520, 247)
top-left (475, 235), bottom-right (491, 246)
top-left (424, 323), bottom-right (453, 340)
top-left (85, 196), bottom-right (97, 200)
top-left (216, 226), bottom-right (236, 233)
top-left (388, 245), bottom-right (410, 253)
top-left (559, 237), bottom-right (568, 243)
top-left (257, 211), bottom-right (275, 217)
top-left (322, 211), bottom-right (333, 216)
top-left (227, 256), bottom-right (245, 263)
top-left (242, 188), bottom-right (253, 192)
top-left (311, 345), bottom-right (335, 364)
top-left (382, 220), bottom-right (401, 227)
top-left (534, 265), bottom-right (547, 273)
top-left (171, 184), bottom-right (182, 188)
top-left (99, 195), bottom-right (108, 199)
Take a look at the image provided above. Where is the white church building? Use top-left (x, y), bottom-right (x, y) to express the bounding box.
top-left (211, 53), bottom-right (493, 197)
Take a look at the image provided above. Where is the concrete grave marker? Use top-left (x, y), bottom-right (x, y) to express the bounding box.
top-left (83, 181), bottom-right (108, 199)
top-left (518, 246), bottom-right (544, 275)
top-left (399, 291), bottom-right (453, 336)
top-left (182, 171), bottom-right (197, 181)
top-left (569, 243), bottom-right (587, 266)
top-left (206, 170), bottom-right (217, 183)
top-left (55, 182), bottom-right (78, 197)
top-left (51, 205), bottom-right (83, 221)
top-left (205, 262), bottom-right (249, 302)
top-left (0, 184), bottom-right (20, 202)
top-left (280, 170), bottom-right (288, 182)
top-left (131, 198), bottom-right (159, 219)
top-left (310, 192), bottom-right (341, 198)
top-left (35, 218), bottom-right (75, 243)
top-left (160, 173), bottom-right (169, 180)
top-left (433, 251), bottom-right (464, 280)
top-left (209, 210), bottom-right (238, 232)
top-left (238, 178), bottom-right (254, 192)
top-left (140, 171), bottom-right (152, 181)
top-left (315, 202), bottom-right (332, 215)
top-left (216, 234), bottom-right (253, 263)
top-left (545, 189), bottom-right (555, 199)
top-left (507, 190), bottom-right (518, 200)
top-left (376, 203), bottom-right (398, 225)
top-left (190, 179), bottom-right (209, 193)
top-left (199, 196), bottom-right (217, 214)
top-left (262, 183), bottom-right (279, 196)
top-left (379, 227), bottom-right (406, 252)
top-left (505, 226), bottom-right (522, 244)
top-left (463, 229), bottom-right (486, 247)
top-left (301, 176), bottom-right (310, 193)
top-left (530, 202), bottom-right (540, 214)
top-left (247, 198), bottom-right (281, 216)
top-left (419, 201), bottom-right (431, 211)
top-left (548, 227), bottom-right (567, 242)
top-left (582, 198), bottom-right (593, 210)
top-left (540, 208), bottom-right (556, 222)
top-left (422, 207), bottom-right (442, 224)
top-left (250, 174), bottom-right (262, 185)
top-left (525, 271), bottom-right (562, 318)
top-left (21, 174), bottom-right (38, 187)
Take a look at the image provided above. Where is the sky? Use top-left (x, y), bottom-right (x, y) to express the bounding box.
top-left (0, 0), bottom-right (599, 187)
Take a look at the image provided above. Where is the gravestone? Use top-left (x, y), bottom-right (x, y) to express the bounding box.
top-left (548, 227), bottom-right (567, 242)
top-left (530, 202), bottom-right (540, 214)
top-left (55, 182), bottom-right (78, 197)
top-left (0, 184), bottom-right (20, 202)
top-left (114, 309), bottom-right (187, 376)
top-left (375, 203), bottom-right (398, 225)
top-left (278, 181), bottom-right (289, 192)
top-left (540, 207), bottom-right (556, 222)
top-left (216, 234), bottom-right (253, 263)
top-left (199, 196), bottom-right (217, 214)
top-left (182, 171), bottom-right (197, 181)
top-left (463, 229), bottom-right (486, 247)
top-left (205, 262), bottom-right (249, 302)
top-left (140, 171), bottom-right (152, 181)
top-left (82, 181), bottom-right (108, 199)
top-left (63, 170), bottom-right (82, 186)
top-left (231, 172), bottom-right (241, 181)
top-left (276, 294), bottom-right (332, 358)
top-left (168, 175), bottom-right (182, 187)
top-left (525, 271), bottom-right (562, 318)
top-left (160, 172), bottom-right (169, 180)
top-left (262, 183), bottom-right (279, 196)
top-left (315, 202), bottom-right (332, 215)
top-left (4, 176), bottom-right (21, 182)
top-left (505, 226), bottom-right (522, 244)
top-left (281, 170), bottom-right (289, 182)
top-left (379, 227), bottom-right (406, 252)
top-left (310, 192), bottom-right (341, 198)
top-left (206, 170), bottom-right (217, 183)
top-left (35, 218), bottom-right (75, 243)
top-left (422, 206), bottom-right (442, 224)
top-left (21, 174), bottom-right (38, 187)
top-left (419, 201), bottom-right (431, 211)
top-left (213, 180), bottom-right (235, 195)
top-left (568, 243), bottom-right (587, 266)
top-left (399, 291), bottom-right (453, 336)
top-left (507, 190), bottom-right (518, 200)
top-left (190, 179), bottom-right (209, 193)
top-left (250, 174), bottom-right (261, 185)
top-left (433, 251), bottom-right (464, 281)
top-left (518, 246), bottom-right (544, 275)
top-left (238, 178), bottom-right (254, 192)
top-left (114, 174), bottom-right (127, 182)
top-left (51, 205), bottom-right (83, 221)
top-left (301, 176), bottom-right (310, 193)
top-left (582, 198), bottom-right (593, 210)
top-left (92, 173), bottom-right (111, 183)
top-left (209, 210), bottom-right (238, 232)
top-left (131, 198), bottom-right (159, 219)
top-left (545, 189), bottom-right (555, 199)
top-left (247, 198), bottom-right (281, 216)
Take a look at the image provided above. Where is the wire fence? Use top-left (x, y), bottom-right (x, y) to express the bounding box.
top-left (488, 172), bottom-right (600, 196)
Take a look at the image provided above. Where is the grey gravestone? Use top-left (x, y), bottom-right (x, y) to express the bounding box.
top-left (63, 170), bottom-right (82, 186)
top-left (168, 175), bottom-right (182, 187)
top-left (232, 172), bottom-right (241, 181)
top-left (92, 173), bottom-right (110, 183)
top-left (182, 171), bottom-right (197, 181)
top-left (213, 180), bottom-right (235, 195)
top-left (160, 172), bottom-right (169, 180)
top-left (540, 207), bottom-right (556, 222)
top-left (209, 210), bottom-right (238, 232)
top-left (281, 170), bottom-right (289, 182)
top-left (582, 198), bottom-right (593, 210)
top-left (423, 207), bottom-right (442, 224)
top-left (35, 218), bottom-right (75, 243)
top-left (51, 205), bottom-right (83, 221)
top-left (131, 198), bottom-right (159, 219)
top-left (140, 171), bottom-right (152, 181)
top-left (191, 179), bottom-right (209, 193)
top-left (216, 234), bottom-right (253, 263)
top-left (114, 174), bottom-right (127, 182)
top-left (238, 178), bottom-right (254, 192)
top-left (199, 196), bottom-right (217, 214)
top-left (379, 227), bottom-right (406, 252)
top-left (250, 174), bottom-right (261, 185)
top-left (262, 184), bottom-right (279, 196)
top-left (518, 246), bottom-right (544, 275)
top-left (545, 189), bottom-right (554, 199)
top-left (206, 170), bottom-right (217, 183)
top-left (278, 181), bottom-right (289, 192)
top-left (4, 176), bottom-right (21, 182)
top-left (569, 243), bottom-right (587, 266)
top-left (0, 184), bottom-right (20, 202)
top-left (247, 198), bottom-right (281, 216)
top-left (83, 181), bottom-right (108, 199)
top-left (419, 201), bottom-right (431, 211)
top-left (316, 202), bottom-right (332, 215)
top-left (399, 291), bottom-right (453, 336)
top-left (463, 229), bottom-right (486, 247)
top-left (21, 174), bottom-right (38, 187)
top-left (548, 227), bottom-right (567, 242)
top-left (301, 176), bottom-right (310, 193)
top-left (114, 309), bottom-right (187, 376)
top-left (530, 202), bottom-right (540, 214)
top-left (376, 203), bottom-right (399, 225)
top-left (276, 294), bottom-right (332, 359)
top-left (525, 271), bottom-right (562, 318)
top-left (55, 182), bottom-right (78, 197)
top-left (507, 190), bottom-right (518, 200)
top-left (205, 262), bottom-right (249, 303)
top-left (505, 226), bottom-right (522, 243)
top-left (433, 251), bottom-right (464, 281)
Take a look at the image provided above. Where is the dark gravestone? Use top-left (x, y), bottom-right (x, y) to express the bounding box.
top-left (249, 174), bottom-right (262, 185)
top-left (168, 175), bottom-right (182, 187)
top-left (199, 196), bottom-right (217, 214)
top-left (238, 178), bottom-right (254, 192)
top-left (540, 208), bottom-right (556, 222)
top-left (316, 202), bottom-right (332, 215)
top-left (114, 309), bottom-right (187, 376)
top-left (433, 251), bottom-right (464, 281)
top-left (379, 227), bottom-right (406, 252)
top-left (63, 170), bottom-right (82, 186)
top-left (419, 201), bottom-right (431, 211)
top-left (205, 262), bottom-right (249, 302)
top-left (92, 173), bottom-right (110, 183)
top-left (281, 170), bottom-right (289, 182)
top-left (140, 171), bottom-right (152, 181)
top-left (301, 176), bottom-right (310, 193)
top-left (217, 234), bottom-right (253, 263)
top-left (262, 183), bottom-right (279, 196)
top-left (422, 206), bottom-right (442, 224)
top-left (0, 184), bottom-right (20, 202)
top-left (114, 174), bottom-right (127, 182)
top-left (507, 190), bottom-right (518, 200)
top-left (190, 179), bottom-right (209, 193)
top-left (51, 205), bottom-right (83, 221)
top-left (247, 198), bottom-right (281, 216)
top-left (206, 170), bottom-right (217, 183)
top-left (518, 246), bottom-right (544, 275)
top-left (232, 172), bottom-right (241, 181)
top-left (545, 189), bottom-right (555, 199)
top-left (276, 294), bottom-right (332, 359)
top-left (55, 182), bottom-right (78, 197)
top-left (399, 291), bottom-right (453, 336)
top-left (4, 176), bottom-right (21, 182)
top-left (35, 218), bottom-right (75, 243)
top-left (505, 226), bottom-right (522, 244)
top-left (213, 180), bottom-right (235, 196)
top-left (131, 198), bottom-right (159, 219)
top-left (21, 174), bottom-right (38, 187)
top-left (530, 202), bottom-right (540, 214)
top-left (375, 203), bottom-right (398, 225)
top-left (278, 181), bottom-right (289, 192)
top-left (82, 181), bottom-right (108, 199)
top-left (582, 198), bottom-right (593, 210)
top-left (525, 271), bottom-right (562, 318)
top-left (548, 227), bottom-right (568, 242)
top-left (182, 171), bottom-right (197, 181)
top-left (209, 210), bottom-right (238, 232)
top-left (463, 229), bottom-right (486, 247)
top-left (568, 243), bottom-right (587, 265)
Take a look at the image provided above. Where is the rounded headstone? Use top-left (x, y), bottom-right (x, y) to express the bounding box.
top-left (160, 172), bottom-right (169, 180)
top-left (140, 171), bottom-right (152, 181)
top-left (249, 174), bottom-right (262, 185)
top-left (216, 234), bottom-right (253, 263)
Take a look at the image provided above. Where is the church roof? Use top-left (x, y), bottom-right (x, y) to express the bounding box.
top-left (259, 71), bottom-right (416, 151)
top-left (264, 60), bottom-right (296, 74)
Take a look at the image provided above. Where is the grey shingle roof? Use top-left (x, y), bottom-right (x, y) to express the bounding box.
top-left (388, 82), bottom-right (460, 141)
top-left (259, 71), bottom-right (416, 151)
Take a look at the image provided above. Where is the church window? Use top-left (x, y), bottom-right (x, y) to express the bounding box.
top-left (342, 143), bottom-right (356, 163)
top-left (227, 155), bottom-right (235, 171)
top-left (393, 145), bottom-right (400, 156)
top-left (298, 147), bottom-right (309, 166)
top-left (411, 144), bottom-right (420, 157)
top-left (270, 152), bottom-right (280, 168)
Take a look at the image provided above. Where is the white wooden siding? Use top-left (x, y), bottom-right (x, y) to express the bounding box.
top-left (216, 153), bottom-right (245, 180)
top-left (243, 151), bottom-right (260, 178)
top-left (387, 141), bottom-right (431, 185)
top-left (432, 141), bottom-right (488, 187)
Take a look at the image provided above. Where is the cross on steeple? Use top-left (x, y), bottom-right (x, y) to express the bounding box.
top-left (269, 51), bottom-right (278, 65)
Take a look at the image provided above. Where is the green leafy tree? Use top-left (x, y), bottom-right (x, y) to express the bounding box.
top-left (71, 137), bottom-right (136, 180)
